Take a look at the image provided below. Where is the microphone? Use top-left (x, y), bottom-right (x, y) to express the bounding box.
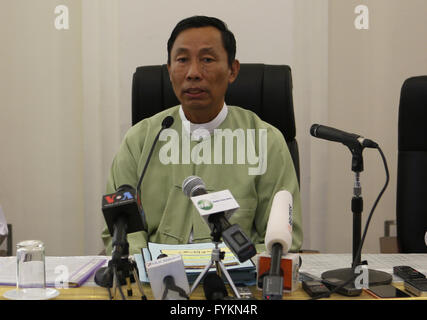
top-left (136, 116), bottom-right (174, 194)
top-left (96, 183), bottom-right (147, 291)
top-left (203, 272), bottom-right (228, 300)
top-left (102, 184), bottom-right (146, 257)
top-left (261, 190), bottom-right (293, 300)
top-left (145, 254), bottom-right (190, 300)
top-left (96, 116), bottom-right (174, 291)
top-left (182, 176), bottom-right (256, 262)
top-left (101, 117), bottom-right (174, 240)
top-left (310, 124), bottom-right (378, 149)
top-left (161, 115), bottom-right (174, 129)
top-left (264, 190), bottom-right (293, 255)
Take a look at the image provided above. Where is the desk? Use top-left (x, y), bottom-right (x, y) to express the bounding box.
top-left (0, 254), bottom-right (426, 300)
top-left (0, 282), bottom-right (425, 300)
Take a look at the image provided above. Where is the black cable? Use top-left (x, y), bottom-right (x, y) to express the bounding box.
top-left (311, 145), bottom-right (389, 300)
top-left (353, 146), bottom-right (389, 268)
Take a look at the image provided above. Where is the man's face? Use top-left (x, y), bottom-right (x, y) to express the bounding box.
top-left (167, 26), bottom-right (239, 117)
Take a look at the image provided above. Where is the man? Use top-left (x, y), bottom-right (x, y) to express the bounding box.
top-left (101, 16), bottom-right (302, 255)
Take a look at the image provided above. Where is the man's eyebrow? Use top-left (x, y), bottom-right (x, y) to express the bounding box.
top-left (172, 47), bottom-right (218, 56)
top-left (199, 47), bottom-right (216, 55)
top-left (173, 47), bottom-right (189, 56)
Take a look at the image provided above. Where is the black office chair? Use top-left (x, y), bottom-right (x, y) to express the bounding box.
top-left (396, 76), bottom-right (427, 253)
top-left (131, 63), bottom-right (300, 183)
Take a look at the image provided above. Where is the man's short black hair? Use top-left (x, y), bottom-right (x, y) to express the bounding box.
top-left (167, 15), bottom-right (236, 66)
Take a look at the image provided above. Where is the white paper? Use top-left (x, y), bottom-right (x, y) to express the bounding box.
top-left (0, 256), bottom-right (108, 287)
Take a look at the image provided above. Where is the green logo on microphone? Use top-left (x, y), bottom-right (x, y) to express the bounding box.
top-left (197, 199), bottom-right (213, 211)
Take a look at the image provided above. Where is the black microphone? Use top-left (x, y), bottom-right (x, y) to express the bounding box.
top-left (136, 116), bottom-right (174, 193)
top-left (97, 184), bottom-right (144, 289)
top-left (203, 272), bottom-right (228, 300)
top-left (102, 184), bottom-right (146, 247)
top-left (134, 116), bottom-right (174, 224)
top-left (101, 116), bottom-right (174, 239)
top-left (310, 124), bottom-right (378, 149)
top-left (161, 115), bottom-right (174, 129)
top-left (96, 116), bottom-right (174, 291)
top-left (182, 176), bottom-right (256, 263)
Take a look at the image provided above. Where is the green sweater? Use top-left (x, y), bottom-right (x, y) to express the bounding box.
top-left (101, 106), bottom-right (302, 255)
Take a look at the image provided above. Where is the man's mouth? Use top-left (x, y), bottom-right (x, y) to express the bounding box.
top-left (183, 88), bottom-right (207, 98)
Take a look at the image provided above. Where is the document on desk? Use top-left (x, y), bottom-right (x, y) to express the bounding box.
top-left (134, 242), bottom-right (256, 285)
top-left (299, 254), bottom-right (427, 282)
top-left (0, 256), bottom-right (107, 288)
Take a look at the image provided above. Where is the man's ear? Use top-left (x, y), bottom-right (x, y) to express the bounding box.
top-left (228, 59), bottom-right (240, 84)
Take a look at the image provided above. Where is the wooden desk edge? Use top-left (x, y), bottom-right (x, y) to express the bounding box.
top-left (1, 282), bottom-right (425, 300)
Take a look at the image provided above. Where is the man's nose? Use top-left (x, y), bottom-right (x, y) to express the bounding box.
top-left (186, 60), bottom-right (202, 80)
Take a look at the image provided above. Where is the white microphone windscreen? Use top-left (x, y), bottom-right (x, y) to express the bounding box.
top-left (264, 190), bottom-right (293, 254)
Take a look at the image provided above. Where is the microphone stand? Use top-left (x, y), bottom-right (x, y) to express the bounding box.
top-left (95, 217), bottom-right (147, 300)
top-left (321, 143), bottom-right (392, 286)
top-left (189, 221), bottom-right (241, 299)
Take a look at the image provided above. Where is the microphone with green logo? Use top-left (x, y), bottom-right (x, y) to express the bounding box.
top-left (182, 176), bottom-right (256, 263)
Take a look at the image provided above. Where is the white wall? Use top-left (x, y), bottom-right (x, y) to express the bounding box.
top-left (326, 0), bottom-right (427, 252)
top-left (0, 0), bottom-right (84, 255)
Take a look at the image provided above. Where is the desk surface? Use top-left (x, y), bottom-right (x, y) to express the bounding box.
top-left (0, 282), bottom-right (425, 300)
top-left (1, 253), bottom-right (426, 300)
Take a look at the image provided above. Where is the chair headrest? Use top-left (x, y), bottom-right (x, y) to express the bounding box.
top-left (398, 76), bottom-right (427, 151)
